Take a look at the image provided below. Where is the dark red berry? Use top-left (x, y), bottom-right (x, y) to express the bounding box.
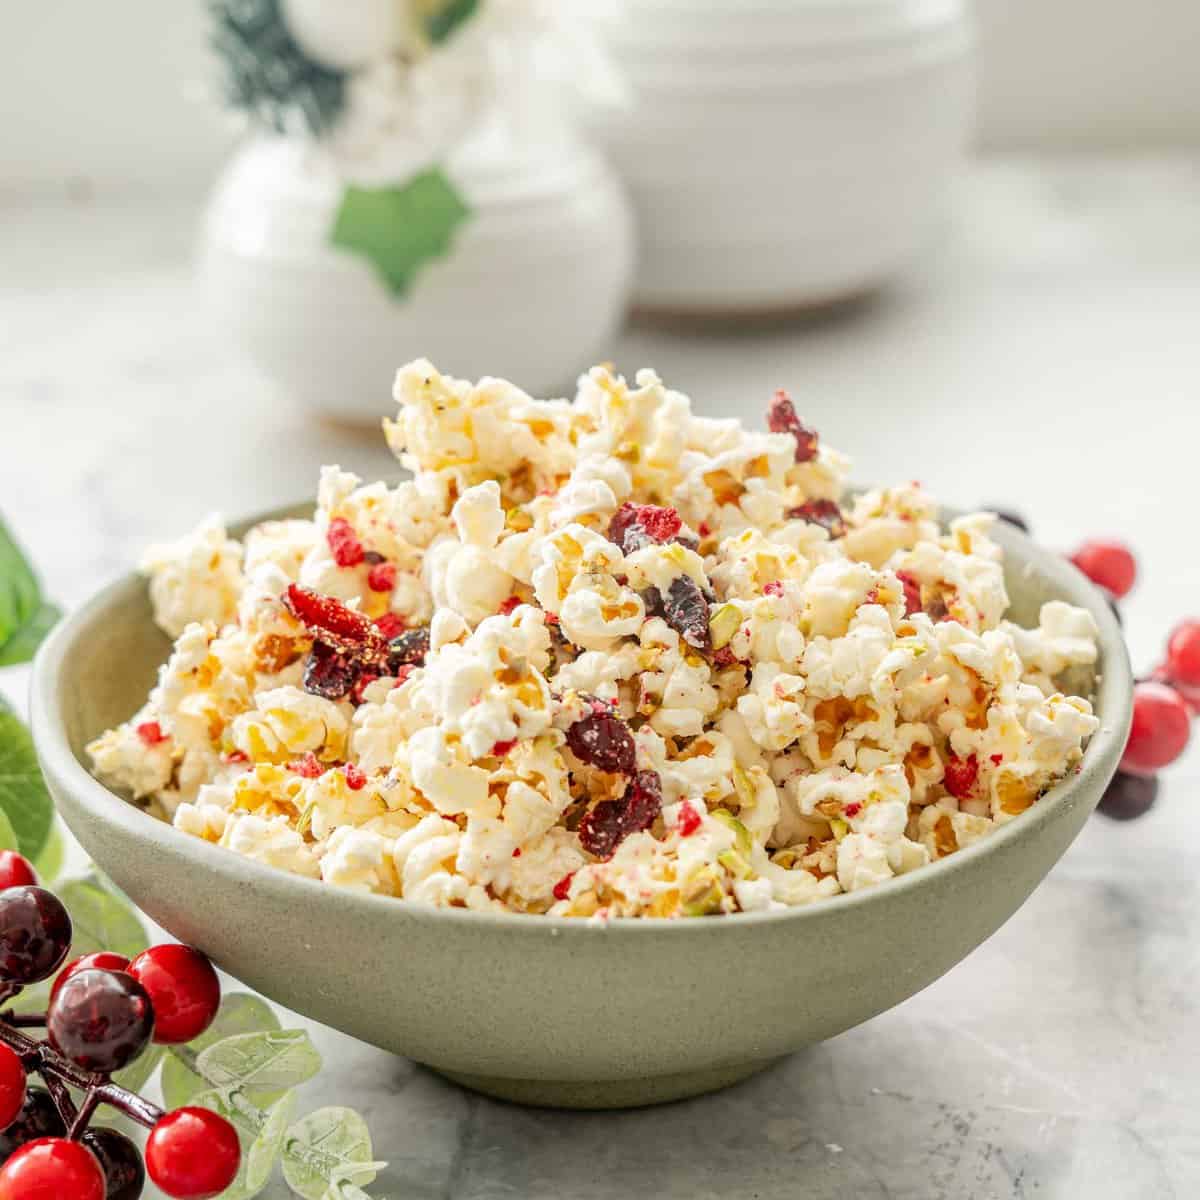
top-left (0, 1137), bottom-right (106, 1200)
top-left (1122, 682), bottom-right (1191, 775)
top-left (896, 571), bottom-right (922, 617)
top-left (1069, 539), bottom-right (1137, 599)
top-left (387, 627), bottom-right (431, 672)
top-left (943, 754), bottom-right (979, 800)
top-left (128, 945), bottom-right (221, 1046)
top-left (607, 503), bottom-right (684, 555)
top-left (51, 952), bottom-right (131, 1003)
top-left (663, 575), bottom-right (711, 651)
top-left (145, 1108), bottom-right (240, 1200)
top-left (135, 721), bottom-right (168, 746)
top-left (0, 853), bottom-right (36, 892)
top-left (1097, 771), bottom-right (1159, 821)
top-left (579, 770), bottom-right (663, 858)
top-left (985, 507), bottom-right (1030, 534)
top-left (566, 706), bottom-right (637, 775)
top-left (787, 498), bottom-right (846, 539)
top-left (48, 968), bottom-right (154, 1073)
top-left (0, 1046), bottom-right (26, 1132)
top-left (677, 800), bottom-right (702, 837)
top-left (302, 640), bottom-right (361, 701)
top-left (366, 561), bottom-right (396, 592)
top-left (0, 1090), bottom-right (65, 1164)
top-left (326, 517), bottom-right (365, 568)
top-left (1166, 619), bottom-right (1200, 688)
top-left (80, 1128), bottom-right (145, 1200)
top-left (0, 887), bottom-right (72, 985)
top-left (766, 390), bottom-right (819, 463)
top-left (374, 612), bottom-right (406, 640)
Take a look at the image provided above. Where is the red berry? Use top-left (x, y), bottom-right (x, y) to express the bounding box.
top-left (374, 612), bottom-right (406, 640)
top-left (943, 754), bottom-right (979, 800)
top-left (0, 887), bottom-right (72, 985)
top-left (47, 969), bottom-right (155, 1074)
top-left (678, 800), bottom-right (703, 837)
top-left (128, 945), bottom-right (221, 1046)
top-left (344, 764), bottom-right (367, 791)
top-left (50, 951), bottom-right (131, 1002)
top-left (289, 752), bottom-right (324, 779)
top-left (579, 770), bottom-right (663, 859)
top-left (1122, 682), bottom-right (1192, 775)
top-left (145, 1108), bottom-right (240, 1200)
top-left (366, 561), bottom-right (396, 592)
top-left (0, 1046), bottom-right (26, 1132)
top-left (0, 1137), bottom-right (106, 1200)
top-left (566, 707), bottom-right (637, 775)
top-left (1097, 771), bottom-right (1159, 821)
top-left (766, 390), bottom-right (819, 463)
top-left (1069, 539), bottom-right (1137, 599)
top-left (326, 517), bottom-right (365, 568)
top-left (607, 503), bottom-right (683, 554)
top-left (0, 852), bottom-right (37, 892)
top-left (1165, 619), bottom-right (1200, 688)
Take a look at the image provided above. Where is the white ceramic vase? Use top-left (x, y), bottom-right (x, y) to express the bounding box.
top-left (201, 133), bottom-right (634, 421)
top-left (590, 0), bottom-right (975, 315)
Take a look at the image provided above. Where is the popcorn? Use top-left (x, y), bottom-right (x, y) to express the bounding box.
top-left (91, 360), bottom-right (1101, 918)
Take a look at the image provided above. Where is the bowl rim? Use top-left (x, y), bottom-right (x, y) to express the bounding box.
top-left (30, 504), bottom-right (1132, 938)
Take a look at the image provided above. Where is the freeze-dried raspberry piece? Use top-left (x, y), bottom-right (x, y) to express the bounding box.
top-left (491, 739), bottom-right (518, 757)
top-left (787, 498), bottom-right (846, 539)
top-left (767, 390), bottom-right (819, 463)
top-left (326, 517), bottom-right (366, 568)
top-left (303, 641), bottom-right (361, 700)
top-left (896, 571), bottom-right (923, 617)
top-left (497, 596), bottom-right (522, 616)
top-left (566, 705), bottom-right (637, 775)
top-left (366, 561), bottom-right (396, 592)
top-left (677, 800), bottom-right (702, 837)
top-left (762, 580), bottom-right (784, 597)
top-left (374, 612), bottom-right (406, 641)
top-left (344, 763), bottom-right (367, 791)
top-left (285, 584), bottom-right (385, 655)
top-left (386, 627), bottom-right (431, 672)
top-left (663, 575), bottom-right (711, 652)
top-left (607, 502), bottom-right (683, 554)
top-left (136, 721), bottom-right (168, 746)
top-left (579, 770), bottom-right (663, 858)
top-left (943, 754), bottom-right (979, 799)
top-left (289, 752), bottom-right (323, 779)
top-left (552, 872), bottom-right (575, 901)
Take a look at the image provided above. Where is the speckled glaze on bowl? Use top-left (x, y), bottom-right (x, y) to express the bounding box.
top-left (30, 507), bottom-right (1131, 1109)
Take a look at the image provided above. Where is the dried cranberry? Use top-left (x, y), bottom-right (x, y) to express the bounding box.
top-left (350, 673), bottom-right (380, 705)
top-left (579, 770), bottom-right (663, 858)
top-left (303, 641), bottom-right (360, 701)
top-left (135, 721), bottom-right (167, 746)
top-left (712, 646), bottom-right (741, 669)
top-left (375, 612), bottom-right (406, 641)
top-left (326, 518), bottom-right (365, 568)
top-left (344, 764), bottom-right (367, 791)
top-left (285, 585), bottom-right (384, 654)
top-left (896, 571), bottom-right (923, 617)
top-left (767, 390), bottom-right (819, 463)
top-left (566, 706), bottom-right (637, 774)
top-left (787, 498), bottom-right (846, 539)
top-left (663, 576), bottom-right (711, 652)
top-left (366, 561), bottom-right (396, 593)
top-left (289, 753), bottom-right (323, 778)
top-left (387, 627), bottom-right (431, 672)
top-left (943, 754), bottom-right (979, 800)
top-left (607, 503), bottom-right (684, 554)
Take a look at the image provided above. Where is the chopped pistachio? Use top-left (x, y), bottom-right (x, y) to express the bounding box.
top-left (718, 849), bottom-right (753, 880)
top-left (711, 809), bottom-right (753, 856)
top-left (708, 602), bottom-right (741, 650)
top-left (829, 817), bottom-right (850, 842)
top-left (731, 764), bottom-right (757, 809)
top-left (681, 866), bottom-right (725, 916)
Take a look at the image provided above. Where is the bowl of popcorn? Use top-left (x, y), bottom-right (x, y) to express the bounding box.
top-left (31, 361), bottom-right (1131, 1109)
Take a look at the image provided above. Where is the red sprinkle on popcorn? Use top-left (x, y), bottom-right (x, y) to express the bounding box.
top-left (498, 596), bottom-right (522, 616)
top-left (678, 801), bottom-right (703, 837)
top-left (224, 749), bottom-right (249, 764)
top-left (843, 801), bottom-right (862, 818)
top-left (763, 580), bottom-right (784, 597)
top-left (512, 848), bottom-right (521, 858)
top-left (766, 390), bottom-right (819, 463)
top-left (943, 754), bottom-right (979, 799)
top-left (990, 753), bottom-right (1004, 766)
top-left (552, 873), bottom-right (575, 901)
top-left (491, 739), bottom-right (518, 757)
top-left (326, 517), bottom-right (365, 568)
top-left (698, 521), bottom-right (712, 538)
top-left (366, 561), bottom-right (397, 593)
top-left (896, 571), bottom-right (923, 617)
top-left (135, 721), bottom-right (168, 746)
top-left (290, 752), bottom-right (323, 779)
top-left (374, 612), bottom-right (407, 640)
top-left (344, 763), bottom-right (367, 791)
top-left (607, 502), bottom-right (683, 554)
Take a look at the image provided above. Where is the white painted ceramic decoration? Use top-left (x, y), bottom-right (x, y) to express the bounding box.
top-left (201, 132), bottom-right (634, 421)
top-left (590, 0), bottom-right (975, 314)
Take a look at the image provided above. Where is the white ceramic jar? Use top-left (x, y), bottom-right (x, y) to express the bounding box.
top-left (200, 133), bottom-right (634, 422)
top-left (590, 0), bottom-right (975, 314)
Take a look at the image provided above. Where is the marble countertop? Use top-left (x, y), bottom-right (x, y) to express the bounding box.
top-left (2, 156), bottom-right (1198, 1198)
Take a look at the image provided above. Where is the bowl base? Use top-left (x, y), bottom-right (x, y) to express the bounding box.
top-left (430, 1057), bottom-right (782, 1109)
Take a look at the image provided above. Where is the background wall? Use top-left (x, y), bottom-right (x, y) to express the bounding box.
top-left (2, 0), bottom-right (1199, 196)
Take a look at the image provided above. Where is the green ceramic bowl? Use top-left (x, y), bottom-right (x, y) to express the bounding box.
top-left (30, 508), bottom-right (1132, 1109)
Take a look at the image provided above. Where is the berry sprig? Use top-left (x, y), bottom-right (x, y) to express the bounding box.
top-left (0, 854), bottom-right (239, 1199)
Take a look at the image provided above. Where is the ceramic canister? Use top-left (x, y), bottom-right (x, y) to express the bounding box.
top-left (201, 130), bottom-right (634, 422)
top-left (591, 0), bottom-right (975, 314)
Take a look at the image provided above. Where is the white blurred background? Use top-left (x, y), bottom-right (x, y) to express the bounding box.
top-left (3, 0), bottom-right (1200, 195)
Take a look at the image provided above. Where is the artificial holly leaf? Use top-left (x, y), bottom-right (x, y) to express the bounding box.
top-left (56, 873), bottom-right (151, 960)
top-left (194, 1089), bottom-right (295, 1200)
top-left (282, 1108), bottom-right (382, 1200)
top-left (330, 170), bottom-right (471, 298)
top-left (424, 0), bottom-right (480, 44)
top-left (0, 698), bottom-right (55, 861)
top-left (197, 1029), bottom-right (322, 1094)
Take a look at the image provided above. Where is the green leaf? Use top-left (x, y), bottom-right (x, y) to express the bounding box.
top-left (0, 701), bottom-right (55, 861)
top-left (282, 1108), bottom-right (381, 1200)
top-left (113, 1042), bottom-right (165, 1095)
top-left (197, 1030), bottom-right (322, 1094)
top-left (163, 993), bottom-right (282, 1110)
top-left (330, 170), bottom-right (471, 298)
top-left (0, 516), bottom-right (41, 653)
top-left (31, 822), bottom-right (65, 885)
top-left (425, 0), bottom-right (480, 43)
top-left (0, 809), bottom-right (19, 854)
top-left (56, 874), bottom-right (150, 960)
top-left (0, 602), bottom-right (60, 667)
top-left (195, 1089), bottom-right (295, 1200)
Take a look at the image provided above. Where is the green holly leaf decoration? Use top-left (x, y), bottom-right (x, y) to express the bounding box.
top-left (56, 873), bottom-right (152, 961)
top-left (282, 1108), bottom-right (382, 1200)
top-left (330, 170), bottom-right (471, 298)
top-left (0, 697), bottom-right (55, 862)
top-left (424, 0), bottom-right (481, 44)
top-left (197, 1029), bottom-right (323, 1094)
top-left (0, 515), bottom-right (59, 667)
